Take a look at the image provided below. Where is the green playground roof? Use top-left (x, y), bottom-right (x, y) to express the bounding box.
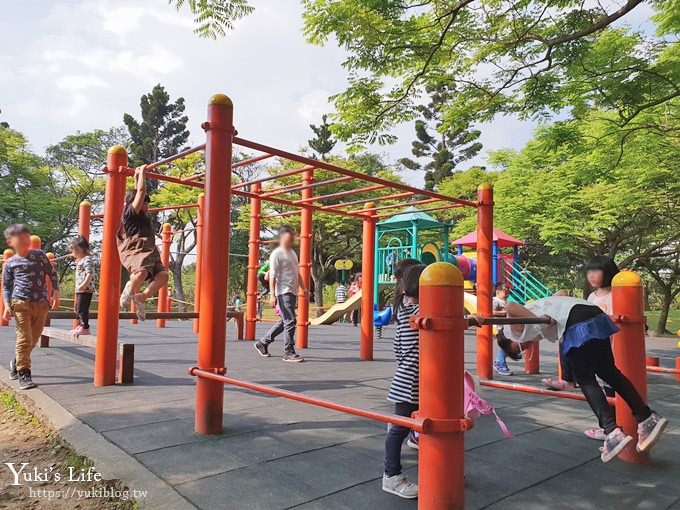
top-left (377, 206), bottom-right (451, 230)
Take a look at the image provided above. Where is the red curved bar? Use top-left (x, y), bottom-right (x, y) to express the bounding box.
top-left (189, 367), bottom-right (426, 432)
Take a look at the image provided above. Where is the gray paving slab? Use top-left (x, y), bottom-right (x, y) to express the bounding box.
top-left (0, 320), bottom-right (678, 510)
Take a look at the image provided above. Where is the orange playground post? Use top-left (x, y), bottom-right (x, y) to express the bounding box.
top-left (157, 223), bottom-right (172, 328)
top-left (94, 145), bottom-right (127, 386)
top-left (194, 193), bottom-right (205, 333)
top-left (476, 183), bottom-right (494, 379)
top-left (78, 201), bottom-right (92, 240)
top-left (195, 94), bottom-right (233, 435)
top-left (245, 182), bottom-right (262, 341)
top-left (612, 270), bottom-right (648, 464)
top-left (30, 235), bottom-right (41, 250)
top-left (523, 341), bottom-right (540, 374)
top-left (360, 202), bottom-right (376, 361)
top-left (413, 263), bottom-right (468, 510)
top-left (0, 249), bottom-right (14, 326)
top-left (297, 168), bottom-right (313, 349)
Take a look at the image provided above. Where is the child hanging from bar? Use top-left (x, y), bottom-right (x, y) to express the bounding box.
top-left (502, 294), bottom-right (667, 462)
top-left (118, 166), bottom-right (169, 321)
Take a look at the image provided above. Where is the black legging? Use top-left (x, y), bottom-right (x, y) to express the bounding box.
top-left (564, 306), bottom-right (650, 434)
top-left (76, 292), bottom-right (93, 329)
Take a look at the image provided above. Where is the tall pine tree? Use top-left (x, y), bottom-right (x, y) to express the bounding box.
top-left (308, 115), bottom-right (336, 160)
top-left (400, 84), bottom-right (482, 191)
top-left (123, 84), bottom-right (190, 168)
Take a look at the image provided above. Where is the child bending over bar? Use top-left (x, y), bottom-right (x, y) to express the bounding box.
top-left (503, 295), bottom-right (667, 462)
top-left (118, 166), bottom-right (169, 321)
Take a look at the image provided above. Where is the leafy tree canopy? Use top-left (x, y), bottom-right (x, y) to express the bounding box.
top-left (300, 0), bottom-right (680, 145)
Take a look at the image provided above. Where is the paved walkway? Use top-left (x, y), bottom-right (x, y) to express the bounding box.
top-left (1, 320), bottom-right (679, 510)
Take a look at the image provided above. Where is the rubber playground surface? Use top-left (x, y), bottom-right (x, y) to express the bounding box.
top-left (1, 321), bottom-right (679, 510)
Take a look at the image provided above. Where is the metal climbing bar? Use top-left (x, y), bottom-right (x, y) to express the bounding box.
top-left (262, 175), bottom-right (354, 197)
top-left (233, 136), bottom-right (478, 208)
top-left (232, 164), bottom-right (316, 189)
top-left (189, 367), bottom-right (427, 431)
top-left (145, 144), bottom-right (206, 171)
top-left (479, 380), bottom-right (616, 406)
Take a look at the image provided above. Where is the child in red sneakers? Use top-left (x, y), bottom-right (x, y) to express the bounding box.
top-left (504, 296), bottom-right (667, 462)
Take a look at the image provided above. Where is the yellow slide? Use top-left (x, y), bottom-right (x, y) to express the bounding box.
top-left (463, 292), bottom-right (477, 314)
top-left (310, 291), bottom-right (363, 326)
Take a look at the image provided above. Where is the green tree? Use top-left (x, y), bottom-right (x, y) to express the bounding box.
top-left (301, 1), bottom-right (680, 145)
top-left (308, 115), bottom-right (337, 160)
top-left (0, 127), bottom-right (96, 254)
top-left (168, 0), bottom-right (254, 39)
top-left (123, 84), bottom-right (190, 170)
top-left (400, 84), bottom-right (481, 190)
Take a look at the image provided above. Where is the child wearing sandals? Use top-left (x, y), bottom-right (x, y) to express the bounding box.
top-left (117, 166), bottom-right (169, 320)
top-left (504, 294), bottom-right (667, 462)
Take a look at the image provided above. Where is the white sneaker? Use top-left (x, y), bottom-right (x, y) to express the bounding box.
top-left (120, 281), bottom-right (133, 308)
top-left (131, 294), bottom-right (146, 321)
top-left (382, 474), bottom-right (418, 499)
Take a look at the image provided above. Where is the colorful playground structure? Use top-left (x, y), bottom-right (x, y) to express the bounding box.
top-left (3, 94), bottom-right (678, 509)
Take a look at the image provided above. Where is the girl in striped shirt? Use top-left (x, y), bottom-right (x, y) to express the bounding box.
top-left (382, 263), bottom-right (426, 499)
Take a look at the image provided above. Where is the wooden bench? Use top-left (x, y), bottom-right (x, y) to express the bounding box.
top-left (40, 325), bottom-right (134, 384)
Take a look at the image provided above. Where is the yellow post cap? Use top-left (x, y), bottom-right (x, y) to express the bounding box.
top-left (478, 182), bottom-right (493, 190)
top-left (364, 202), bottom-right (376, 210)
top-left (46, 252), bottom-right (55, 259)
top-left (209, 94), bottom-right (233, 106)
top-left (30, 235), bottom-right (41, 243)
top-left (3, 249), bottom-right (14, 260)
top-left (420, 262), bottom-right (464, 286)
top-left (612, 270), bottom-right (642, 287)
top-left (80, 200), bottom-right (91, 208)
top-left (162, 223), bottom-right (172, 230)
top-left (107, 145), bottom-right (127, 155)
top-left (198, 193), bottom-right (205, 199)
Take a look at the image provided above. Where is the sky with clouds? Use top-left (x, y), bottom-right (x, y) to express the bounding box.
top-left (0, 0), bottom-right (655, 187)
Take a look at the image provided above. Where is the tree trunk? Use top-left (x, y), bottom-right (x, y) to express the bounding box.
top-left (655, 288), bottom-right (672, 336)
top-left (311, 265), bottom-right (324, 317)
top-left (643, 286), bottom-right (651, 311)
top-left (170, 254), bottom-right (187, 312)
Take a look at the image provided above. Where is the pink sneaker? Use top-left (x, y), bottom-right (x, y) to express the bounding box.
top-left (636, 412), bottom-right (668, 452)
top-left (73, 325), bottom-right (91, 336)
top-left (600, 428), bottom-right (633, 462)
top-left (584, 428), bottom-right (606, 441)
top-left (541, 378), bottom-right (575, 391)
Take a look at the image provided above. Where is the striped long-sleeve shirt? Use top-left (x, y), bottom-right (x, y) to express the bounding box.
top-left (387, 302), bottom-right (420, 404)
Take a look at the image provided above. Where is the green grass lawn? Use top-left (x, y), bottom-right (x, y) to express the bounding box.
top-left (646, 309), bottom-right (680, 336)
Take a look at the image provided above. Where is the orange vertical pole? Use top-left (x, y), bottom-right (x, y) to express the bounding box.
top-left (78, 201), bottom-right (92, 240)
top-left (297, 169), bottom-right (313, 349)
top-left (75, 201), bottom-right (92, 327)
top-left (676, 357), bottom-right (680, 383)
top-left (193, 194), bottom-right (205, 333)
top-left (157, 223), bottom-right (171, 328)
top-left (195, 94), bottom-right (233, 435)
top-left (0, 249), bottom-right (14, 326)
top-left (612, 270), bottom-right (648, 464)
top-left (94, 145), bottom-right (127, 387)
top-left (245, 182), bottom-right (261, 341)
top-left (524, 341), bottom-right (540, 374)
top-left (416, 263), bottom-right (466, 510)
top-left (130, 302), bottom-right (138, 325)
top-left (476, 183), bottom-right (494, 379)
top-left (360, 203), bottom-right (376, 361)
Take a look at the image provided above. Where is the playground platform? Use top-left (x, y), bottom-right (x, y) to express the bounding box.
top-left (0, 321), bottom-right (678, 510)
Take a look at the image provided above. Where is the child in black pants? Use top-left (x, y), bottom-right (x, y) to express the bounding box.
top-left (505, 297), bottom-right (667, 462)
top-left (69, 236), bottom-right (95, 335)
